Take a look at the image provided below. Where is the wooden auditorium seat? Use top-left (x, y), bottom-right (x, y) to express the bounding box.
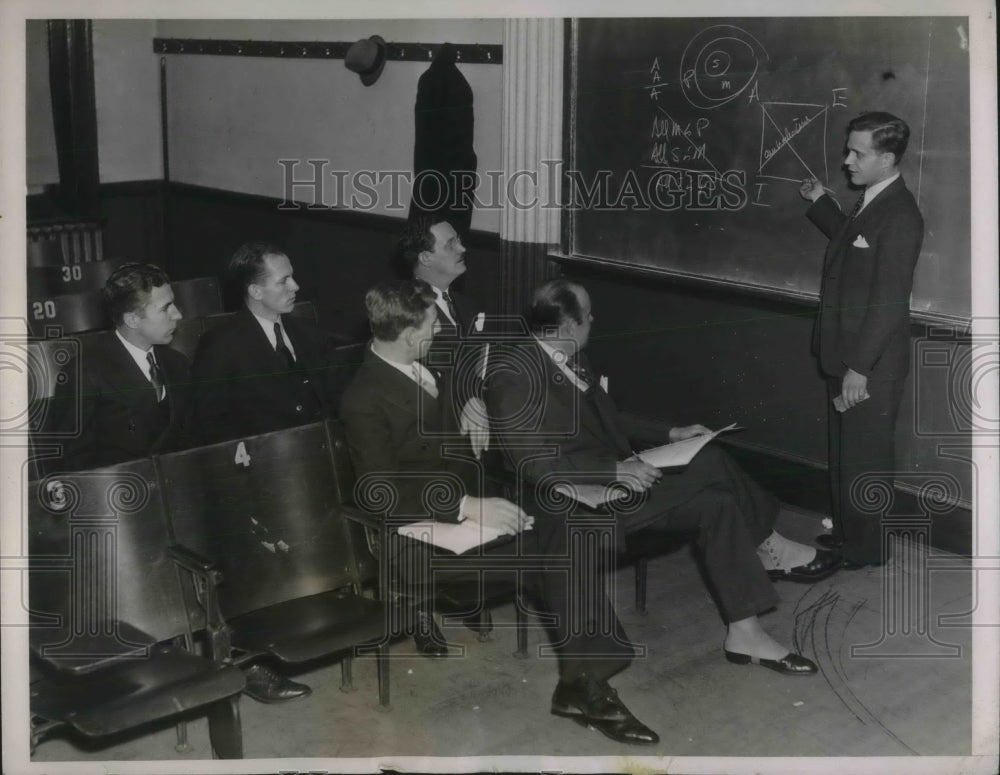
top-left (26, 292), bottom-right (109, 338)
top-left (28, 460), bottom-right (245, 757)
top-left (155, 422), bottom-right (389, 708)
top-left (170, 276), bottom-right (223, 318)
top-left (27, 258), bottom-right (116, 298)
top-left (325, 419), bottom-right (540, 655)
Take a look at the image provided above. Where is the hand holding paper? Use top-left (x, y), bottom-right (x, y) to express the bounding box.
top-left (629, 422), bottom-right (742, 469)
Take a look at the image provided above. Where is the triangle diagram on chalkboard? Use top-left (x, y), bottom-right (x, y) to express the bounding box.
top-left (758, 102), bottom-right (828, 184)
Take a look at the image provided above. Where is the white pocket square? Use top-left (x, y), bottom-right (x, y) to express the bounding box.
top-left (852, 234), bottom-right (870, 248)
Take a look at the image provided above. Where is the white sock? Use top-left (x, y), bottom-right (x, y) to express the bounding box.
top-left (756, 531), bottom-right (816, 570)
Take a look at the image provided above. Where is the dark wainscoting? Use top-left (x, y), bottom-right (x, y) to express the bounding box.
top-left (163, 182), bottom-right (502, 339)
top-left (82, 180), bottom-right (971, 555)
top-left (564, 262), bottom-right (972, 557)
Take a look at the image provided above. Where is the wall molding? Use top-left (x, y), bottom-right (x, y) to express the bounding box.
top-left (162, 181), bottom-right (502, 251)
top-left (549, 252), bottom-right (970, 332)
top-left (620, 409), bottom-right (971, 557)
top-left (153, 38), bottom-right (502, 64)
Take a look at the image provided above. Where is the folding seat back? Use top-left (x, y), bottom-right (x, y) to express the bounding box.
top-left (28, 460), bottom-right (245, 756)
top-left (27, 259), bottom-right (116, 298)
top-left (167, 316), bottom-right (204, 361)
top-left (171, 277), bottom-right (223, 318)
top-left (29, 459), bottom-right (195, 672)
top-left (27, 292), bottom-right (109, 338)
top-left (157, 422), bottom-right (362, 618)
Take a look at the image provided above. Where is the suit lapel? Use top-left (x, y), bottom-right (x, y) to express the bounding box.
top-left (363, 349), bottom-right (441, 424)
top-left (533, 343), bottom-right (614, 447)
top-left (237, 307), bottom-right (284, 367)
top-left (831, 177), bottom-right (906, 252)
top-left (154, 346), bottom-right (186, 420)
top-left (106, 335), bottom-right (158, 405)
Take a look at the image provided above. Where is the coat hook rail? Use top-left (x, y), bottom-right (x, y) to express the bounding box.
top-left (153, 39), bottom-right (503, 64)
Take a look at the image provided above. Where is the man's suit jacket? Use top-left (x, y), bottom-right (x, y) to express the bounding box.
top-left (49, 332), bottom-right (194, 471)
top-left (807, 177), bottom-right (924, 381)
top-left (487, 341), bottom-right (634, 486)
top-left (191, 307), bottom-right (337, 444)
top-left (487, 340), bottom-right (750, 538)
top-left (339, 347), bottom-right (481, 523)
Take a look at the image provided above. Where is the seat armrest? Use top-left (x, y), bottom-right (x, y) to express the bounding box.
top-left (167, 543), bottom-right (218, 577)
top-left (340, 504), bottom-right (384, 531)
top-left (167, 544), bottom-right (231, 661)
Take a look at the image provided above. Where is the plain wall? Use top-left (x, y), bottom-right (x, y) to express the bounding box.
top-left (157, 19), bottom-right (503, 232)
top-left (93, 19), bottom-right (163, 183)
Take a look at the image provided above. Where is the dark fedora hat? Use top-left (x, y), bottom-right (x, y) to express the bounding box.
top-left (344, 35), bottom-right (387, 87)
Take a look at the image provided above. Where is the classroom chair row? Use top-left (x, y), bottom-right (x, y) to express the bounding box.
top-left (28, 420), bottom-right (389, 759)
top-left (26, 275), bottom-right (225, 338)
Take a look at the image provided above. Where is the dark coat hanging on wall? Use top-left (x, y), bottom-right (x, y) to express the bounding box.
top-left (409, 43), bottom-right (478, 237)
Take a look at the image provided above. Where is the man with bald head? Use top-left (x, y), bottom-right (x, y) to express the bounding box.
top-left (487, 278), bottom-right (843, 738)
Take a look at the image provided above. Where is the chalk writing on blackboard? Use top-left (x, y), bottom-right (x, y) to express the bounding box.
top-left (758, 101), bottom-right (828, 184)
top-left (679, 24), bottom-right (768, 109)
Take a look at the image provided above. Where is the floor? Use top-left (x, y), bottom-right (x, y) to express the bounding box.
top-left (26, 508), bottom-right (981, 772)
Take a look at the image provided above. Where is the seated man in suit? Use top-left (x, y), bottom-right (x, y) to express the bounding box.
top-left (397, 215), bottom-right (490, 457)
top-left (487, 279), bottom-right (842, 677)
top-left (339, 279), bottom-right (526, 654)
top-left (48, 262), bottom-right (192, 471)
top-left (341, 280), bottom-right (661, 746)
top-left (192, 241), bottom-right (337, 444)
top-left (191, 241), bottom-right (337, 703)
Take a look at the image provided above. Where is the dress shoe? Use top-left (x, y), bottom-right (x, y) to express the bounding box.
top-left (413, 608), bottom-right (448, 657)
top-left (766, 548), bottom-right (843, 582)
top-left (243, 663), bottom-right (312, 703)
top-left (724, 649), bottom-right (818, 675)
top-left (551, 676), bottom-right (630, 722)
top-left (573, 714), bottom-right (660, 745)
top-left (815, 533), bottom-right (845, 550)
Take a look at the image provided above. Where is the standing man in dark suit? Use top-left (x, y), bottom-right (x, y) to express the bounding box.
top-left (191, 241), bottom-right (336, 703)
top-left (192, 242), bottom-right (337, 445)
top-left (397, 215), bottom-right (490, 457)
top-left (341, 280), bottom-right (659, 746)
top-left (800, 112), bottom-right (924, 567)
top-left (48, 263), bottom-right (192, 471)
top-left (487, 280), bottom-right (840, 680)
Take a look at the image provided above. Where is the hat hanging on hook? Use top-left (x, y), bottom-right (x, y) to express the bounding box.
top-left (344, 35), bottom-right (387, 86)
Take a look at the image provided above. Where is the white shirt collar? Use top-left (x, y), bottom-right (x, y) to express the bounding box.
top-left (861, 172), bottom-right (900, 212)
top-left (250, 310), bottom-right (295, 357)
top-left (115, 330), bottom-right (155, 380)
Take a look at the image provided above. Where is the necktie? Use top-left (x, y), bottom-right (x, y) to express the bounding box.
top-left (849, 193), bottom-right (865, 219)
top-left (441, 290), bottom-right (460, 329)
top-left (146, 352), bottom-right (164, 402)
top-left (412, 363), bottom-right (439, 399)
top-left (274, 322), bottom-right (295, 368)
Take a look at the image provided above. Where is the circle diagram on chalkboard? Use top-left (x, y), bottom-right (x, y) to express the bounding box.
top-left (680, 25), bottom-right (768, 109)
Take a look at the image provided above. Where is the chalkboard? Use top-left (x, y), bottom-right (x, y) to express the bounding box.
top-left (568, 17), bottom-right (971, 323)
